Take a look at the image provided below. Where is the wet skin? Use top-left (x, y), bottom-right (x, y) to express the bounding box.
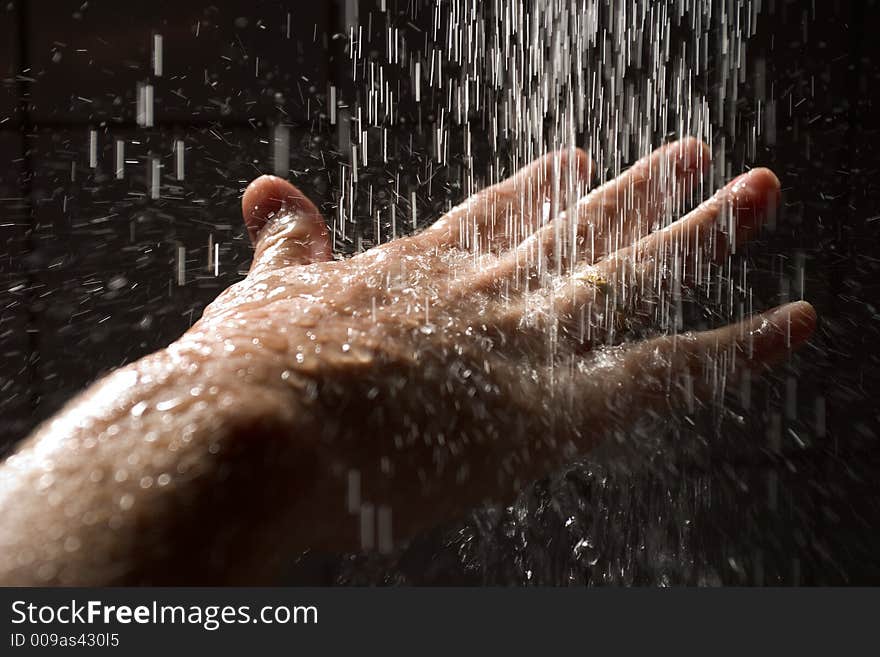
top-left (0, 138), bottom-right (816, 584)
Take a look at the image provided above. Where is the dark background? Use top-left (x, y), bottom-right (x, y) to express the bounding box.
top-left (0, 0), bottom-right (878, 584)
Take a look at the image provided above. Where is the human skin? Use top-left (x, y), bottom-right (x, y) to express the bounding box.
top-left (0, 138), bottom-right (816, 585)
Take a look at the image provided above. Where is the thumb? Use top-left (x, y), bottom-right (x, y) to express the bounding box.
top-left (241, 175), bottom-right (332, 272)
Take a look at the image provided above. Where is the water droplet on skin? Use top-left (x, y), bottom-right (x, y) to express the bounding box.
top-left (16, 549), bottom-right (35, 567)
top-left (119, 494), bottom-right (135, 511)
top-left (37, 563), bottom-right (58, 582)
top-left (156, 398), bottom-right (182, 411)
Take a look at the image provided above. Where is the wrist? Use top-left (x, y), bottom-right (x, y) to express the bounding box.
top-left (0, 337), bottom-right (323, 585)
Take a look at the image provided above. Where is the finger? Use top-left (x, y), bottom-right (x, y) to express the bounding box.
top-left (417, 148), bottom-right (593, 253)
top-left (610, 300), bottom-right (817, 407)
top-left (241, 175), bottom-right (332, 272)
top-left (537, 300), bottom-right (816, 456)
top-left (556, 300), bottom-right (817, 437)
top-left (565, 137), bottom-right (710, 264)
top-left (476, 138), bottom-right (709, 289)
top-left (598, 166), bottom-right (780, 286)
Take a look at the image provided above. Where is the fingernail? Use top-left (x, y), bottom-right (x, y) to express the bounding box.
top-left (767, 301), bottom-right (817, 343)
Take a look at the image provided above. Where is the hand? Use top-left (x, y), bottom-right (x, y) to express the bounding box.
top-left (184, 135), bottom-right (814, 541)
top-left (0, 137), bottom-right (815, 584)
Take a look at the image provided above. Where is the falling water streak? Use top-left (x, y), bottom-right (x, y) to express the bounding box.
top-left (176, 246), bottom-right (186, 287)
top-left (114, 139), bottom-right (124, 180)
top-left (152, 34), bottom-right (163, 77)
top-left (136, 83), bottom-right (154, 128)
top-left (149, 157), bottom-right (160, 200)
top-left (175, 140), bottom-right (185, 181)
top-left (273, 125), bottom-right (290, 177)
top-left (88, 129), bottom-right (97, 169)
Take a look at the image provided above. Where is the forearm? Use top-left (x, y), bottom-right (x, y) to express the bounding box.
top-left (0, 313), bottom-right (529, 585)
top-left (0, 342), bottom-right (324, 585)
